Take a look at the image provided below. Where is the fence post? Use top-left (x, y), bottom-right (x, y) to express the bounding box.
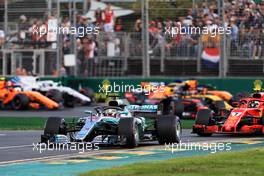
top-left (3, 50), bottom-right (6, 76)
top-left (4, 0), bottom-right (8, 38)
top-left (124, 33), bottom-right (129, 72)
top-left (57, 0), bottom-right (61, 76)
top-left (218, 0), bottom-right (226, 78)
top-left (226, 36), bottom-right (231, 75)
top-left (48, 0), bottom-right (52, 16)
top-left (141, 0), bottom-right (150, 77)
top-left (160, 43), bottom-right (165, 73)
top-left (11, 50), bottom-right (16, 76)
top-left (197, 37), bottom-right (202, 73)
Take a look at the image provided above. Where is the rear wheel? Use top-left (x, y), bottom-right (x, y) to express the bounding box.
top-left (214, 100), bottom-right (226, 114)
top-left (118, 118), bottom-right (139, 148)
top-left (195, 109), bottom-right (213, 137)
top-left (157, 115), bottom-right (181, 144)
top-left (11, 94), bottom-right (29, 110)
top-left (63, 94), bottom-right (75, 108)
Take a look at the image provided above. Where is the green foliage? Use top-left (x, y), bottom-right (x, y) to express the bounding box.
top-left (0, 117), bottom-right (73, 130)
top-left (130, 0), bottom-right (193, 20)
top-left (0, 117), bottom-right (194, 130)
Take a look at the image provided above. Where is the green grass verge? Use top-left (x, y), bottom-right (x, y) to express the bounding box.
top-left (80, 148), bottom-right (264, 176)
top-left (0, 117), bottom-right (46, 130)
top-left (0, 117), bottom-right (194, 130)
top-left (0, 117), bottom-right (75, 130)
top-left (181, 119), bottom-right (194, 129)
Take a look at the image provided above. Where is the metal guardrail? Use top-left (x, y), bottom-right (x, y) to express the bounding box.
top-left (0, 49), bottom-right (59, 76)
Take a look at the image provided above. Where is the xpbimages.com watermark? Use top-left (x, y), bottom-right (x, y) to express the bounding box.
top-left (98, 82), bottom-right (166, 95)
top-left (32, 141), bottom-right (100, 154)
top-left (165, 24), bottom-right (232, 38)
top-left (164, 141), bottom-right (232, 154)
top-left (33, 25), bottom-right (100, 37)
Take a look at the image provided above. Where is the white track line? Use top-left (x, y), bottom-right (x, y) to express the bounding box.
top-left (0, 145), bottom-right (32, 150)
top-left (0, 148), bottom-right (121, 166)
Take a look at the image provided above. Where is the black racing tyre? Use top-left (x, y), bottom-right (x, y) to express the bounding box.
top-left (63, 94), bottom-right (75, 108)
top-left (157, 115), bottom-right (181, 144)
top-left (46, 89), bottom-right (63, 103)
top-left (261, 117), bottom-right (264, 125)
top-left (118, 118), bottom-right (139, 148)
top-left (195, 109), bottom-right (213, 137)
top-left (214, 100), bottom-right (225, 113)
top-left (11, 94), bottom-right (29, 110)
top-left (168, 101), bottom-right (176, 115)
top-left (197, 132), bottom-right (213, 137)
top-left (195, 109), bottom-right (212, 126)
top-left (214, 101), bottom-right (225, 110)
top-left (44, 117), bottom-right (67, 137)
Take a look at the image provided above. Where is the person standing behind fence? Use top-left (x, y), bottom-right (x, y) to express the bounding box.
top-left (252, 0), bottom-right (264, 59)
top-left (18, 15), bottom-right (30, 43)
top-left (252, 31), bottom-right (263, 59)
top-left (95, 8), bottom-right (103, 25)
top-left (103, 3), bottom-right (115, 33)
top-left (0, 29), bottom-right (4, 49)
top-left (78, 36), bottom-right (96, 77)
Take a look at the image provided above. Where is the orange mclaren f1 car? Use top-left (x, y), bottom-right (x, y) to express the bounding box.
top-left (0, 79), bottom-right (59, 110)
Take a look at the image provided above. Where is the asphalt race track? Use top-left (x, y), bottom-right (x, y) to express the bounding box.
top-left (0, 129), bottom-right (258, 164)
top-left (0, 106), bottom-right (264, 165)
top-left (0, 106), bottom-right (263, 176)
top-left (0, 130), bottom-right (263, 176)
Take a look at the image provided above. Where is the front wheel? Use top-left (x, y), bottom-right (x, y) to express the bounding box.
top-left (118, 118), bottom-right (139, 148)
top-left (194, 109), bottom-right (213, 137)
top-left (157, 115), bottom-right (181, 144)
top-left (11, 94), bottom-right (29, 110)
top-left (42, 117), bottom-right (67, 143)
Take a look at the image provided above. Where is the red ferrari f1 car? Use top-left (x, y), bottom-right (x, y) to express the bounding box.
top-left (193, 92), bottom-right (264, 136)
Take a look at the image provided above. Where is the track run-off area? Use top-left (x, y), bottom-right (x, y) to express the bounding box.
top-left (0, 129), bottom-right (263, 176)
top-left (0, 106), bottom-right (263, 176)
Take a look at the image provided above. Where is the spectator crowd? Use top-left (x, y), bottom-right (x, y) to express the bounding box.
top-left (139, 0), bottom-right (264, 59)
top-left (1, 0), bottom-right (264, 76)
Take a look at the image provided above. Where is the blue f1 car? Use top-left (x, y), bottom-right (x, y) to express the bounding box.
top-left (41, 100), bottom-right (181, 148)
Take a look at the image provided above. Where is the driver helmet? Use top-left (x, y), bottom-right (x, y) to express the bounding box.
top-left (105, 109), bottom-right (117, 116)
top-left (249, 100), bottom-right (260, 108)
